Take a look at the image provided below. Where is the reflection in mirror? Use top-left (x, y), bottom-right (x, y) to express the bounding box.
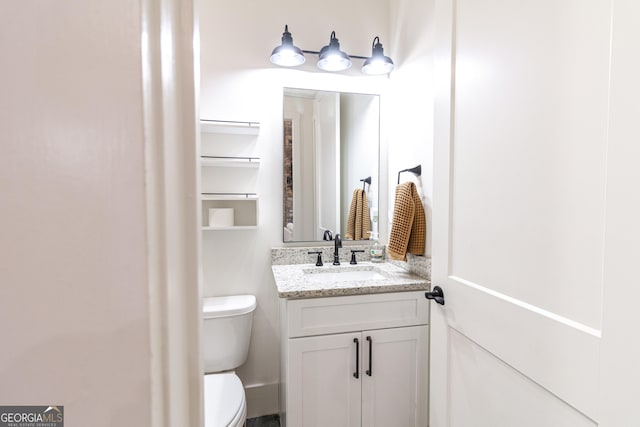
top-left (283, 88), bottom-right (379, 242)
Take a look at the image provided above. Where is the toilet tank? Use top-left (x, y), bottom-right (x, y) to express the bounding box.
top-left (202, 295), bottom-right (256, 373)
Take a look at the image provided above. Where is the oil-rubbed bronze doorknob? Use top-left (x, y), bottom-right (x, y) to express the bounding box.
top-left (425, 286), bottom-right (445, 305)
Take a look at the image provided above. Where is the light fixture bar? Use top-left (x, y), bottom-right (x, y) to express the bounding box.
top-left (302, 50), bottom-right (367, 60)
top-left (269, 26), bottom-right (394, 75)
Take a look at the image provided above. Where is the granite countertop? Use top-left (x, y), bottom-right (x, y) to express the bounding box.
top-left (272, 261), bottom-right (430, 299)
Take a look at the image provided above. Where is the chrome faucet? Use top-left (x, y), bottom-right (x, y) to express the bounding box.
top-left (333, 233), bottom-right (342, 265)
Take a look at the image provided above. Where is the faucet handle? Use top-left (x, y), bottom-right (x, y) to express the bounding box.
top-left (350, 250), bottom-right (365, 265)
top-left (308, 251), bottom-right (323, 267)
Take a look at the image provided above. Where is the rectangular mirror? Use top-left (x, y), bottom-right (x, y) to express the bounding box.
top-left (283, 88), bottom-right (379, 242)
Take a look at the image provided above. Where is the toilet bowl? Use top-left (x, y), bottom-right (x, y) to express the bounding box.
top-left (204, 373), bottom-right (246, 427)
top-left (202, 294), bottom-right (256, 427)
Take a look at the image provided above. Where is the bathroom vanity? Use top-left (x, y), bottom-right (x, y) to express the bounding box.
top-left (272, 257), bottom-right (430, 427)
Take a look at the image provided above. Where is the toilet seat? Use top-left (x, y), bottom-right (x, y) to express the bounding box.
top-left (204, 372), bottom-right (246, 427)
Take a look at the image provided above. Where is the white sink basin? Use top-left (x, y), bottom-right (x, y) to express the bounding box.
top-left (303, 268), bottom-right (387, 283)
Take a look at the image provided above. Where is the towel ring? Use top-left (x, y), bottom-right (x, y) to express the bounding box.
top-left (397, 165), bottom-right (421, 185)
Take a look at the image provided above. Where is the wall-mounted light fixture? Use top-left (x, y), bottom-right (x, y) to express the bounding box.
top-left (269, 25), bottom-right (394, 75)
top-left (269, 25), bottom-right (306, 67)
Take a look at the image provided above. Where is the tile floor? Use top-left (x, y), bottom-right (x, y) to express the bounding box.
top-left (246, 414), bottom-right (280, 427)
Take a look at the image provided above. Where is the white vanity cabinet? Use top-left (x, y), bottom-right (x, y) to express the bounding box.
top-left (279, 291), bottom-right (429, 427)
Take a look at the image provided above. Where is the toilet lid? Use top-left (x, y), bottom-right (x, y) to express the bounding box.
top-left (204, 373), bottom-right (246, 427)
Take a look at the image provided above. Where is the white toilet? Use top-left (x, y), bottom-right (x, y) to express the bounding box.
top-left (202, 294), bottom-right (256, 427)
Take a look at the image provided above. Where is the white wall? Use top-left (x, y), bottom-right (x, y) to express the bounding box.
top-left (0, 1), bottom-right (151, 425)
top-left (199, 0), bottom-right (390, 417)
top-left (388, 0), bottom-right (436, 256)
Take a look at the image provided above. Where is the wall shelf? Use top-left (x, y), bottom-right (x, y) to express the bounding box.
top-left (201, 193), bottom-right (258, 200)
top-left (199, 119), bottom-right (260, 231)
top-left (201, 194), bottom-right (259, 229)
top-left (202, 225), bottom-right (258, 231)
top-left (200, 156), bottom-right (261, 168)
top-left (200, 119), bottom-right (260, 135)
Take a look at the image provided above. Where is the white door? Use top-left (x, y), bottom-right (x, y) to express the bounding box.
top-left (430, 0), bottom-right (640, 426)
top-left (362, 326), bottom-right (428, 427)
top-left (288, 332), bottom-right (361, 427)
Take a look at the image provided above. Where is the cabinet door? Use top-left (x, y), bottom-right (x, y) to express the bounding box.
top-left (362, 326), bottom-right (428, 427)
top-left (288, 332), bottom-right (362, 427)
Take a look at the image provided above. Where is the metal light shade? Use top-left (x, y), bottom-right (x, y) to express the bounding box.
top-left (270, 25), bottom-right (305, 67)
top-left (362, 37), bottom-right (394, 75)
top-left (317, 31), bottom-right (352, 72)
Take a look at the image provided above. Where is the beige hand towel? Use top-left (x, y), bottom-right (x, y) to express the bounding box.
top-left (388, 182), bottom-right (426, 261)
top-left (346, 189), bottom-right (371, 240)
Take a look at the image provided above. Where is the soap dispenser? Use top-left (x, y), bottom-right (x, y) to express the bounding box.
top-left (370, 232), bottom-right (384, 263)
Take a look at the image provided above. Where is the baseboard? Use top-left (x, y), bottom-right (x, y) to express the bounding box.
top-left (245, 382), bottom-right (279, 418)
